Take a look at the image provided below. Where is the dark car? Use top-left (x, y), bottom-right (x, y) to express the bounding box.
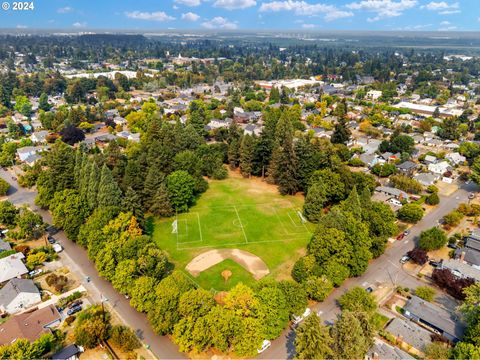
top-left (448, 243), bottom-right (458, 249)
top-left (366, 287), bottom-right (374, 293)
top-left (47, 236), bottom-right (56, 244)
top-left (67, 305), bottom-right (82, 316)
top-left (429, 260), bottom-right (440, 267)
top-left (46, 225), bottom-right (59, 235)
top-left (68, 300), bottom-right (83, 309)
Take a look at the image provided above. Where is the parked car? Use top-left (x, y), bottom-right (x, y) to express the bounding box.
top-left (67, 305), bottom-right (82, 316)
top-left (403, 230), bottom-right (410, 236)
top-left (366, 286), bottom-right (374, 293)
top-left (396, 233), bottom-right (405, 241)
top-left (429, 260), bottom-right (440, 267)
top-left (28, 269), bottom-right (43, 277)
top-left (400, 255), bottom-right (410, 264)
top-left (52, 243), bottom-right (63, 253)
top-left (292, 308), bottom-right (312, 327)
top-left (46, 225), bottom-right (59, 235)
top-left (47, 236), bottom-right (56, 244)
top-left (257, 340), bottom-right (272, 354)
top-left (68, 300), bottom-right (83, 309)
top-left (447, 243), bottom-right (458, 249)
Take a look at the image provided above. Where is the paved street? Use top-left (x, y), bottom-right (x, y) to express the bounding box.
top-left (0, 169), bottom-right (185, 360)
top-left (260, 181), bottom-right (477, 359)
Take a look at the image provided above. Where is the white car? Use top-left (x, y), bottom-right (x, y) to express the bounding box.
top-left (400, 255), bottom-right (410, 264)
top-left (292, 308), bottom-right (312, 326)
top-left (52, 243), bottom-right (63, 253)
top-left (257, 340), bottom-right (271, 354)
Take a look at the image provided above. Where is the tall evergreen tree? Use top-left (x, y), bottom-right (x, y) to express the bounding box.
top-left (239, 134), bottom-right (255, 177)
top-left (294, 313), bottom-right (333, 360)
top-left (150, 184), bottom-right (174, 217)
top-left (123, 187), bottom-right (144, 224)
top-left (268, 112), bottom-right (298, 195)
top-left (87, 162), bottom-right (100, 210)
top-left (331, 118), bottom-right (351, 145)
top-left (142, 165), bottom-right (165, 209)
top-left (98, 164), bottom-right (122, 208)
top-left (303, 182), bottom-right (327, 222)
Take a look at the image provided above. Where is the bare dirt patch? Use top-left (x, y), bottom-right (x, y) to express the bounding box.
top-left (186, 248), bottom-right (270, 280)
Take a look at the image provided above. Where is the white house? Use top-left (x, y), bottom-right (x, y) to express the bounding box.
top-left (446, 152), bottom-right (466, 166)
top-left (16, 146), bottom-right (46, 162)
top-left (366, 90), bottom-right (382, 101)
top-left (0, 253), bottom-right (28, 283)
top-left (30, 130), bottom-right (49, 143)
top-left (0, 278), bottom-right (41, 314)
top-left (428, 161), bottom-right (451, 175)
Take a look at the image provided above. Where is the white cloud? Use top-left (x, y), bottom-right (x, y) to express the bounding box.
top-left (174, 0), bottom-right (202, 6)
top-left (57, 6), bottom-right (74, 14)
top-left (125, 11), bottom-right (175, 21)
top-left (438, 25), bottom-right (457, 31)
top-left (395, 23), bottom-right (432, 30)
top-left (346, 0), bottom-right (417, 21)
top-left (302, 23), bottom-right (316, 28)
top-left (16, 25), bottom-right (28, 29)
top-left (259, 1), bottom-right (353, 21)
top-left (72, 22), bottom-right (87, 28)
top-left (422, 1), bottom-right (460, 14)
top-left (181, 12), bottom-right (200, 21)
top-left (440, 20), bottom-right (450, 25)
top-left (201, 16), bottom-right (238, 29)
top-left (213, 0), bottom-right (256, 10)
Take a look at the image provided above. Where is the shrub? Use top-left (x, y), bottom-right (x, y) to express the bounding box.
top-left (338, 286), bottom-right (377, 314)
top-left (26, 252), bottom-right (47, 269)
top-left (13, 244), bottom-right (30, 256)
top-left (304, 276), bottom-right (333, 301)
top-left (46, 273), bottom-right (69, 293)
top-left (407, 248), bottom-right (429, 265)
top-left (65, 316), bottom-right (76, 326)
top-left (415, 286), bottom-right (436, 302)
top-left (425, 193), bottom-right (440, 205)
top-left (443, 211), bottom-right (464, 227)
top-left (432, 268), bottom-right (475, 300)
top-left (0, 178), bottom-right (10, 196)
top-left (348, 157), bottom-right (365, 167)
top-left (110, 325), bottom-right (141, 352)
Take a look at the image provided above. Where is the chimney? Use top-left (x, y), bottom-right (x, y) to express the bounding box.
top-left (460, 251), bottom-right (466, 262)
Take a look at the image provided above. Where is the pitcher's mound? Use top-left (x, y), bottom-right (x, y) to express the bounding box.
top-left (186, 249), bottom-right (269, 280)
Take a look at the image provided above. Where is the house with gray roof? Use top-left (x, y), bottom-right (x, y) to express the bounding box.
top-left (366, 338), bottom-right (415, 360)
top-left (441, 258), bottom-right (480, 282)
top-left (0, 278), bottom-right (41, 314)
top-left (0, 240), bottom-right (11, 252)
top-left (375, 186), bottom-right (409, 201)
top-left (385, 318), bottom-right (432, 352)
top-left (403, 295), bottom-right (465, 342)
top-left (396, 161), bottom-right (418, 176)
top-left (414, 173), bottom-right (438, 186)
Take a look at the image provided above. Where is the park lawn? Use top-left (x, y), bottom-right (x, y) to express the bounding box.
top-left (152, 174), bottom-right (313, 289)
top-left (193, 259), bottom-right (256, 291)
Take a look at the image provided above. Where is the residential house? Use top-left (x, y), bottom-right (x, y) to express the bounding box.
top-left (0, 278), bottom-right (41, 314)
top-left (0, 305), bottom-right (61, 345)
top-left (359, 154), bottom-right (381, 168)
top-left (0, 253), bottom-right (28, 284)
top-left (366, 90), bottom-right (382, 101)
top-left (243, 124), bottom-right (262, 137)
top-left (355, 138), bottom-right (382, 155)
top-left (385, 318), bottom-right (432, 353)
top-left (113, 116), bottom-right (127, 126)
top-left (414, 173), bottom-right (438, 187)
top-left (403, 295), bottom-right (466, 342)
top-left (446, 152), bottom-right (466, 166)
top-left (365, 338), bottom-right (415, 360)
top-left (30, 130), bottom-right (48, 143)
top-left (16, 146), bottom-right (46, 162)
top-left (428, 161), bottom-right (451, 176)
top-left (52, 344), bottom-right (84, 360)
top-left (206, 118), bottom-right (233, 130)
top-left (396, 161), bottom-right (417, 176)
top-left (441, 258), bottom-right (480, 282)
top-left (375, 186), bottom-right (409, 201)
top-left (423, 155), bottom-right (437, 165)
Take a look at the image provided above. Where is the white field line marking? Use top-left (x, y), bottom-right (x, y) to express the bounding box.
top-left (177, 237), bottom-right (307, 250)
top-left (197, 212), bottom-right (204, 243)
top-left (234, 205), bottom-right (248, 243)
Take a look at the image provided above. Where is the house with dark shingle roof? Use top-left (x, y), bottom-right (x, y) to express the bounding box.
top-left (385, 318), bottom-right (432, 352)
top-left (403, 295), bottom-right (465, 343)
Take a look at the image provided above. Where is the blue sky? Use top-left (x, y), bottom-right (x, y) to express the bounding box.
top-left (0, 0), bottom-right (478, 31)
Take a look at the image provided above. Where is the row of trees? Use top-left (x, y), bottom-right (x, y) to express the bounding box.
top-left (294, 187), bottom-right (397, 296)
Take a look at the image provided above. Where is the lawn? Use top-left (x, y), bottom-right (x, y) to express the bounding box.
top-left (192, 259), bottom-right (256, 291)
top-left (152, 174), bottom-right (313, 289)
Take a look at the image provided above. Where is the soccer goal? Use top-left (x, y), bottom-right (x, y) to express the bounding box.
top-left (297, 211), bottom-right (307, 224)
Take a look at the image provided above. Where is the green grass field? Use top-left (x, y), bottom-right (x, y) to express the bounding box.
top-left (193, 259), bottom-right (256, 291)
top-left (152, 175), bottom-right (313, 289)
